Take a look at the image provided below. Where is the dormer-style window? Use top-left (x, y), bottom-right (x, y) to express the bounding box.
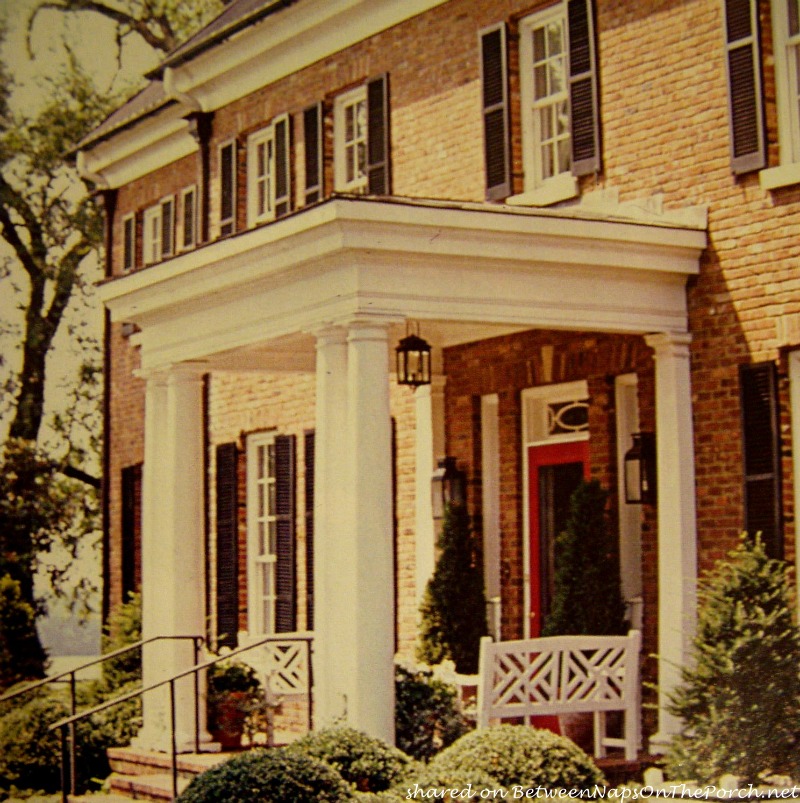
top-left (219, 140), bottom-right (237, 236)
top-left (142, 197), bottom-right (174, 265)
top-left (333, 75), bottom-right (390, 195)
top-left (122, 214), bottom-right (135, 272)
top-left (247, 115), bottom-right (291, 226)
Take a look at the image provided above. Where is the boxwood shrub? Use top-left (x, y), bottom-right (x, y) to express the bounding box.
top-left (288, 725), bottom-right (417, 792)
top-left (176, 748), bottom-right (351, 803)
top-left (429, 724), bottom-right (605, 790)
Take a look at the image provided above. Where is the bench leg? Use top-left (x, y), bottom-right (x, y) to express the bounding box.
top-left (593, 711), bottom-right (607, 758)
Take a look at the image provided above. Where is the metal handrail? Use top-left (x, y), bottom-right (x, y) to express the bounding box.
top-left (49, 633), bottom-right (314, 803)
top-left (1, 634), bottom-right (203, 801)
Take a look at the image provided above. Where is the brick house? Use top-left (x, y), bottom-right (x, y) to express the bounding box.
top-left (76, 0), bottom-right (796, 753)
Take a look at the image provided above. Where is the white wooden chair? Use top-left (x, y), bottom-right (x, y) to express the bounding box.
top-left (476, 630), bottom-right (641, 761)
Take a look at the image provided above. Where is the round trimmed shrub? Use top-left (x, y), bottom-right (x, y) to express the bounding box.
top-left (429, 725), bottom-right (605, 790)
top-left (288, 726), bottom-right (417, 792)
top-left (176, 748), bottom-right (351, 803)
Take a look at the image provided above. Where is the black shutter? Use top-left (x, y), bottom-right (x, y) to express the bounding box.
top-left (120, 464), bottom-right (142, 600)
top-left (274, 115), bottom-right (292, 218)
top-left (740, 363), bottom-right (782, 558)
top-left (567, 0), bottom-right (601, 176)
top-left (161, 198), bottom-right (174, 257)
top-left (304, 102), bottom-right (323, 205)
top-left (723, 0), bottom-right (766, 173)
top-left (275, 434), bottom-right (297, 633)
top-left (480, 24), bottom-right (511, 200)
top-left (123, 216), bottom-right (135, 272)
top-left (216, 442), bottom-right (239, 648)
top-left (366, 74), bottom-right (390, 195)
top-left (220, 141), bottom-right (236, 236)
top-left (304, 430), bottom-right (315, 631)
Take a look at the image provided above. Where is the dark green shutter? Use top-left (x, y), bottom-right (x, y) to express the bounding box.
top-left (304, 102), bottom-right (323, 205)
top-left (480, 24), bottom-right (510, 200)
top-left (366, 74), bottom-right (390, 195)
top-left (220, 141), bottom-right (236, 236)
top-left (723, 0), bottom-right (766, 173)
top-left (740, 363), bottom-right (783, 558)
top-left (274, 115), bottom-right (292, 218)
top-left (216, 442), bottom-right (239, 648)
top-left (304, 430), bottom-right (315, 631)
top-left (275, 434), bottom-right (297, 633)
top-left (567, 0), bottom-right (601, 176)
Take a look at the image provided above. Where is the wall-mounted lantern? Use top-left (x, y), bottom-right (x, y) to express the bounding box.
top-left (624, 432), bottom-right (657, 505)
top-left (395, 324), bottom-right (431, 387)
top-left (431, 457), bottom-right (466, 520)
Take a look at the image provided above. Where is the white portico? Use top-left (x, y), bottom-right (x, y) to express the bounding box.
top-left (98, 194), bottom-right (706, 748)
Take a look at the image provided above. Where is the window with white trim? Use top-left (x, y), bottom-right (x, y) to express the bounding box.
top-left (247, 432), bottom-right (279, 636)
top-left (142, 197), bottom-right (174, 265)
top-left (334, 86), bottom-right (368, 193)
top-left (247, 127), bottom-right (277, 225)
top-left (181, 186), bottom-right (197, 250)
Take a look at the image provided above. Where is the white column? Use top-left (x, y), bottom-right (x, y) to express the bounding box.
top-left (415, 375), bottom-right (446, 602)
top-left (344, 320), bottom-right (395, 743)
top-left (645, 333), bottom-right (698, 749)
top-left (788, 351), bottom-right (800, 618)
top-left (313, 327), bottom-right (348, 728)
top-left (135, 364), bottom-right (210, 752)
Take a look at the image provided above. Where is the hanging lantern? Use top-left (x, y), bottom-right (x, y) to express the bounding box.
top-left (624, 432), bottom-right (657, 505)
top-left (395, 325), bottom-right (432, 387)
top-left (431, 457), bottom-right (466, 520)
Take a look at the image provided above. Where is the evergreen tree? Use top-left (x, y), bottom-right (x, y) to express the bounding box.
top-left (417, 503), bottom-right (488, 674)
top-left (666, 535), bottom-right (800, 783)
top-left (542, 480), bottom-right (627, 637)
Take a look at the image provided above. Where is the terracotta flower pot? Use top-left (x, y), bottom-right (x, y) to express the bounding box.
top-left (209, 691), bottom-right (250, 749)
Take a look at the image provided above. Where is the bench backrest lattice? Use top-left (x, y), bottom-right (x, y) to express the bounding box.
top-left (242, 639), bottom-right (310, 696)
top-left (476, 630), bottom-right (641, 761)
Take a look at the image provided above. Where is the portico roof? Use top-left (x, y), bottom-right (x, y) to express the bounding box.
top-left (99, 194), bottom-right (707, 372)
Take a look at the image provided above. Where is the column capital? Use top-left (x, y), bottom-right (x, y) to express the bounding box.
top-left (645, 331), bottom-right (692, 356)
top-left (347, 318), bottom-right (392, 343)
top-left (313, 325), bottom-right (348, 349)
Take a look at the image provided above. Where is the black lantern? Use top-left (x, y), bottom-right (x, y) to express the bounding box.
top-left (624, 432), bottom-right (657, 505)
top-left (431, 457), bottom-right (466, 520)
top-left (395, 326), bottom-right (432, 387)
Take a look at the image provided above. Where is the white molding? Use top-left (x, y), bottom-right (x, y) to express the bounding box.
top-left (97, 198), bottom-right (704, 371)
top-left (759, 160), bottom-right (800, 191)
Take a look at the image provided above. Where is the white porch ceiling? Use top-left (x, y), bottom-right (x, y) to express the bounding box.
top-left (99, 195), bottom-right (707, 373)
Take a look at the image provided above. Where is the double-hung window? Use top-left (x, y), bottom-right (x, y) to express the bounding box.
top-left (333, 75), bottom-right (390, 195)
top-left (142, 197), bottom-right (174, 265)
top-left (246, 432), bottom-right (296, 636)
top-left (481, 1), bottom-right (600, 205)
top-left (246, 115), bottom-right (292, 226)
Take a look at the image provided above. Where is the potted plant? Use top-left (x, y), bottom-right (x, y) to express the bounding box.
top-left (541, 480), bottom-right (628, 749)
top-left (207, 658), bottom-right (262, 749)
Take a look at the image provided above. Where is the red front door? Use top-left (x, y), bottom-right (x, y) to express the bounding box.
top-left (528, 440), bottom-right (589, 637)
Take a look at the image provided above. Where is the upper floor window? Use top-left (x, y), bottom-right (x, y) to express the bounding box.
top-left (333, 75), bottom-right (390, 195)
top-left (246, 115), bottom-right (291, 226)
top-left (181, 186), bottom-right (197, 250)
top-left (480, 1), bottom-right (600, 206)
top-left (142, 197), bottom-right (174, 265)
top-left (334, 86), bottom-right (368, 193)
top-left (219, 140), bottom-right (236, 237)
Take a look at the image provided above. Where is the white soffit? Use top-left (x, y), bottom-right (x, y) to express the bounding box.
top-left (99, 198), bottom-right (706, 370)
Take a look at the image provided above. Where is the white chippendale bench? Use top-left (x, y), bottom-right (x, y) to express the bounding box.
top-left (476, 630), bottom-right (641, 761)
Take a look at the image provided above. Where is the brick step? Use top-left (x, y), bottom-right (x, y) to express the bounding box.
top-left (69, 795), bottom-right (132, 803)
top-left (107, 746), bottom-right (230, 779)
top-left (109, 772), bottom-right (190, 801)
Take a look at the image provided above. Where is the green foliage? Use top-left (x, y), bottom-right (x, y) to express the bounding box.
top-left (98, 592), bottom-right (142, 692)
top-left (288, 726), bottom-right (416, 792)
top-left (417, 503), bottom-right (488, 674)
top-left (428, 725), bottom-right (605, 790)
top-left (176, 748), bottom-right (352, 803)
top-left (542, 480), bottom-right (627, 637)
top-left (394, 664), bottom-right (470, 761)
top-left (0, 575), bottom-right (47, 690)
top-left (665, 535), bottom-right (800, 784)
top-left (207, 658), bottom-right (260, 695)
top-left (392, 765), bottom-right (506, 801)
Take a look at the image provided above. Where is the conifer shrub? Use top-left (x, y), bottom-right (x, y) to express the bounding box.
top-left (428, 725), bottom-right (605, 790)
top-left (542, 480), bottom-right (627, 637)
top-left (417, 503), bottom-right (488, 674)
top-left (0, 574), bottom-right (48, 692)
top-left (176, 748), bottom-right (351, 803)
top-left (288, 725), bottom-right (417, 792)
top-left (666, 535), bottom-right (800, 784)
top-left (394, 664), bottom-right (470, 761)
